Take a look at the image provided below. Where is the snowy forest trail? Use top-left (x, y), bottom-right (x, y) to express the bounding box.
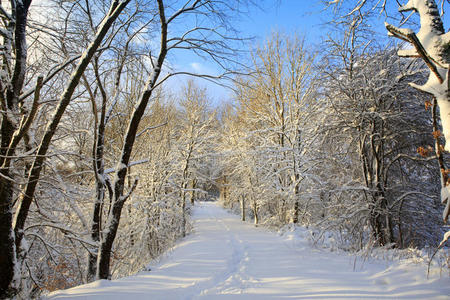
top-left (46, 202), bottom-right (449, 300)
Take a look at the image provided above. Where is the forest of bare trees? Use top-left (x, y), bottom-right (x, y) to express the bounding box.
top-left (0, 0), bottom-right (448, 299)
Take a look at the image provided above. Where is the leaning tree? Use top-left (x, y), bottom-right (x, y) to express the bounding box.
top-left (0, 1), bottom-right (131, 298)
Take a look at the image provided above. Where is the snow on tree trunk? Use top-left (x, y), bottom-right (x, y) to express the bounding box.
top-left (1, 1), bottom-right (131, 294)
top-left (385, 0), bottom-right (450, 234)
top-left (96, 0), bottom-right (168, 279)
top-left (0, 1), bottom-right (33, 297)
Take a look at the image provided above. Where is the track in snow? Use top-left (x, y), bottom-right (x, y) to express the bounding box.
top-left (46, 201), bottom-right (449, 299)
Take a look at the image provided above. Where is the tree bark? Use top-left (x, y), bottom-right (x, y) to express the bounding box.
top-left (0, 1), bottom-right (32, 297)
top-left (385, 0), bottom-right (450, 229)
top-left (96, 0), bottom-right (168, 280)
top-left (1, 2), bottom-right (130, 293)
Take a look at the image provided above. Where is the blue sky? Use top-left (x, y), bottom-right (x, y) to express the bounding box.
top-left (164, 0), bottom-right (435, 105)
top-left (238, 1), bottom-right (332, 43)
top-left (167, 1), bottom-right (333, 105)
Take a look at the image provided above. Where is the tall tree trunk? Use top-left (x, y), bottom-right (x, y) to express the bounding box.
top-left (87, 60), bottom-right (107, 283)
top-left (87, 150), bottom-right (106, 282)
top-left (3, 2), bottom-right (130, 292)
top-left (87, 34), bottom-right (129, 281)
top-left (0, 184), bottom-right (16, 298)
top-left (96, 0), bottom-right (168, 279)
top-left (385, 0), bottom-right (450, 233)
top-left (0, 1), bottom-right (32, 297)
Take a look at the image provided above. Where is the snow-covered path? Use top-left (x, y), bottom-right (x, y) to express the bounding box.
top-left (46, 202), bottom-right (449, 299)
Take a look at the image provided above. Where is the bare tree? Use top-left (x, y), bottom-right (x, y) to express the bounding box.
top-left (95, 0), bottom-right (248, 280)
top-left (0, 2), bottom-right (34, 297)
top-left (323, 0), bottom-right (449, 252)
top-left (221, 33), bottom-right (318, 226)
top-left (78, 6), bottom-right (150, 281)
top-left (0, 1), bottom-right (131, 297)
top-left (384, 0), bottom-right (450, 246)
top-left (176, 81), bottom-right (216, 236)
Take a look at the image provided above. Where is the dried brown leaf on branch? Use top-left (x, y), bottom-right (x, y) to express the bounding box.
top-left (433, 130), bottom-right (442, 139)
top-left (417, 146), bottom-right (431, 157)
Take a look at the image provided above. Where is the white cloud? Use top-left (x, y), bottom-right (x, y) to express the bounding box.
top-left (189, 62), bottom-right (206, 73)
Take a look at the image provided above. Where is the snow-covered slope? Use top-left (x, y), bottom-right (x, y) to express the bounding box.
top-left (45, 202), bottom-right (449, 299)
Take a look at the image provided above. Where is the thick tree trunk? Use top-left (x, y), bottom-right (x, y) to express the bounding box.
top-left (14, 0), bottom-right (130, 258)
top-left (385, 0), bottom-right (450, 233)
top-left (88, 42), bottom-right (127, 282)
top-left (0, 111), bottom-right (18, 298)
top-left (87, 177), bottom-right (105, 282)
top-left (87, 130), bottom-right (106, 281)
top-left (0, 185), bottom-right (16, 298)
top-left (3, 2), bottom-right (130, 291)
top-left (0, 2), bottom-right (32, 297)
top-left (96, 203), bottom-right (121, 280)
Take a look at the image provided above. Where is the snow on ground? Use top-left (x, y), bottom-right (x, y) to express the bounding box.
top-left (45, 201), bottom-right (449, 299)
